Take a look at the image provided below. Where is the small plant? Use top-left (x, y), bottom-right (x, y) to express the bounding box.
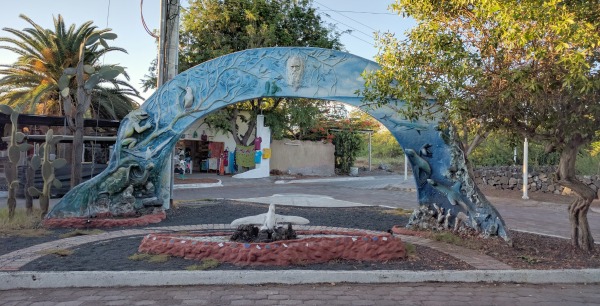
top-left (518, 255), bottom-right (541, 264)
top-left (0, 105), bottom-right (32, 220)
top-left (128, 253), bottom-right (170, 263)
top-left (185, 258), bottom-right (220, 270)
top-left (39, 248), bottom-right (73, 257)
top-left (147, 254), bottom-right (170, 263)
top-left (383, 208), bottom-right (414, 217)
top-left (59, 229), bottom-right (105, 238)
top-left (27, 129), bottom-right (66, 218)
top-left (432, 232), bottom-right (464, 245)
top-left (128, 253), bottom-right (152, 261)
top-left (404, 242), bottom-right (417, 258)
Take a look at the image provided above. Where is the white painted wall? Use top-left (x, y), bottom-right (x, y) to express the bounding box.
top-left (182, 111), bottom-right (254, 153)
top-left (233, 115), bottom-right (270, 179)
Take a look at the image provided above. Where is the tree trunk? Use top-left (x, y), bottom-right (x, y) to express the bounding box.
top-left (230, 108), bottom-right (241, 146)
top-left (466, 131), bottom-right (489, 157)
top-left (556, 134), bottom-right (597, 251)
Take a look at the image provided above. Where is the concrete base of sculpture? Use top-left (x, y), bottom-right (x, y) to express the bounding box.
top-left (138, 230), bottom-right (406, 266)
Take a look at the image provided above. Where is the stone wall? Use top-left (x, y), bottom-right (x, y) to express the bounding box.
top-left (270, 140), bottom-right (335, 176)
top-left (473, 166), bottom-right (600, 196)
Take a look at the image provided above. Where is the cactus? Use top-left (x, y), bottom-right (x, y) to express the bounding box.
top-left (27, 129), bottom-right (66, 218)
top-left (0, 105), bottom-right (32, 220)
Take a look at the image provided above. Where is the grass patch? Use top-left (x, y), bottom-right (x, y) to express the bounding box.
top-left (128, 253), bottom-right (170, 263)
top-left (432, 232), bottom-right (464, 245)
top-left (185, 258), bottom-right (220, 270)
top-left (404, 242), bottom-right (417, 258)
top-left (128, 253), bottom-right (153, 261)
top-left (0, 208), bottom-right (48, 237)
top-left (383, 208), bottom-right (414, 217)
top-left (39, 248), bottom-right (73, 257)
top-left (59, 229), bottom-right (105, 239)
top-left (518, 255), bottom-right (542, 264)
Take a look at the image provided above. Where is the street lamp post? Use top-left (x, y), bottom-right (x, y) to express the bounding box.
top-left (522, 137), bottom-right (529, 200)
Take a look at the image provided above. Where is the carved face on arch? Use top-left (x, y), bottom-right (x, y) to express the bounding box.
top-left (286, 55), bottom-right (304, 91)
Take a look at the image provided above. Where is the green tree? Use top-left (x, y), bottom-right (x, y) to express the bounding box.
top-left (0, 14), bottom-right (139, 119)
top-left (363, 0), bottom-right (600, 250)
top-left (144, 0), bottom-right (344, 146)
top-left (0, 15), bottom-right (140, 187)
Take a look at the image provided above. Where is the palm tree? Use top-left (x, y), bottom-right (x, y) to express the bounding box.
top-left (0, 14), bottom-right (139, 119)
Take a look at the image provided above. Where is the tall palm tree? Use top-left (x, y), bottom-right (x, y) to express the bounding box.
top-left (0, 14), bottom-right (139, 119)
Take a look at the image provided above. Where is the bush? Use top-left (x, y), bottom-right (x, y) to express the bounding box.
top-left (332, 130), bottom-right (363, 174)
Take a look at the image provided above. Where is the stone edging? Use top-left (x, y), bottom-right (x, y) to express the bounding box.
top-left (2, 269), bottom-right (600, 290)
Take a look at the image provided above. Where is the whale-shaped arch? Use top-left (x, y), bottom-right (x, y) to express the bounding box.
top-left (47, 47), bottom-right (508, 240)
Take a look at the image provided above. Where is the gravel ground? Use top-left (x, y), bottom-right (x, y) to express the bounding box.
top-left (5, 199), bottom-right (599, 271)
top-left (3, 200), bottom-right (472, 271)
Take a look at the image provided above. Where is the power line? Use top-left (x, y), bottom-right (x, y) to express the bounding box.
top-left (345, 32), bottom-right (375, 47)
top-left (314, 1), bottom-right (378, 32)
top-left (319, 10), bottom-right (395, 16)
top-left (140, 0), bottom-right (159, 39)
top-left (319, 12), bottom-right (373, 39)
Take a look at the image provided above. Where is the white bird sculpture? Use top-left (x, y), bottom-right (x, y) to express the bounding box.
top-left (183, 86), bottom-right (194, 109)
top-left (230, 203), bottom-right (310, 231)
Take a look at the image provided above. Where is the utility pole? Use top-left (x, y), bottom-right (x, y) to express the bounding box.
top-left (157, 0), bottom-right (180, 208)
top-left (158, 0), bottom-right (179, 86)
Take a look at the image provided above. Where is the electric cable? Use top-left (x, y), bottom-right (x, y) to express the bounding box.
top-left (314, 1), bottom-right (378, 33)
top-left (141, 0), bottom-right (159, 39)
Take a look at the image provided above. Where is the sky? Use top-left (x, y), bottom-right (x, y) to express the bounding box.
top-left (0, 0), bottom-right (414, 103)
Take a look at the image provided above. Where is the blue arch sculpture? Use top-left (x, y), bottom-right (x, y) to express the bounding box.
top-left (47, 47), bottom-right (508, 240)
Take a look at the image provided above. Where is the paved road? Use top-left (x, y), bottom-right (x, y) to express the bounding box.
top-left (2, 283), bottom-right (599, 305)
top-left (175, 174), bottom-right (600, 240)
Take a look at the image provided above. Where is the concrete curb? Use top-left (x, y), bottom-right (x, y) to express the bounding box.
top-left (1, 269), bottom-right (599, 289)
top-left (274, 176), bottom-right (375, 184)
top-left (173, 180), bottom-right (223, 189)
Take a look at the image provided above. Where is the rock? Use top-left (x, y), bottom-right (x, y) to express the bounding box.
top-left (378, 163), bottom-right (391, 171)
top-left (508, 177), bottom-right (518, 186)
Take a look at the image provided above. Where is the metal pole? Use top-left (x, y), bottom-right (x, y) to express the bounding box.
top-left (158, 0), bottom-right (180, 209)
top-left (368, 132), bottom-right (372, 171)
top-left (522, 138), bottom-right (529, 200)
top-left (404, 153), bottom-right (408, 181)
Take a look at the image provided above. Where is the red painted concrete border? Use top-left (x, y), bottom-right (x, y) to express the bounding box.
top-left (138, 230), bottom-right (406, 266)
top-left (43, 211), bottom-right (167, 228)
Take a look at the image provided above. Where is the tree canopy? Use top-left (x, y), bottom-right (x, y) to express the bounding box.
top-left (0, 14), bottom-right (139, 119)
top-left (363, 0), bottom-right (600, 250)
